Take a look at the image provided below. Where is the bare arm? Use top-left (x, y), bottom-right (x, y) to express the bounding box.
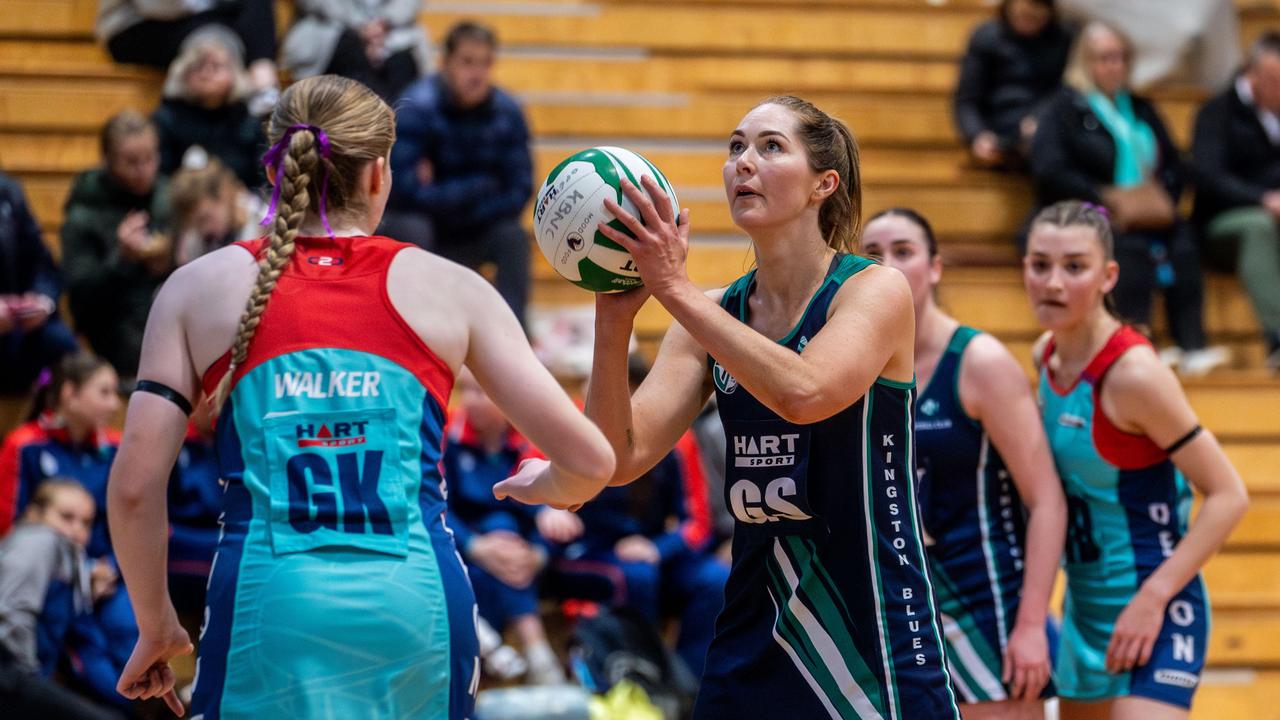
top-left (1100, 349), bottom-right (1248, 672)
top-left (585, 290), bottom-right (713, 486)
top-left (961, 334), bottom-right (1065, 698)
top-left (458, 269), bottom-right (616, 506)
top-left (1106, 350), bottom-right (1249, 602)
top-left (656, 265), bottom-right (914, 424)
top-left (107, 268), bottom-right (198, 713)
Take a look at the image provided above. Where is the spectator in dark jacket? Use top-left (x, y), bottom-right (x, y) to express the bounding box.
top-left (1030, 21), bottom-right (1227, 376)
top-left (383, 20), bottom-right (533, 325)
top-left (61, 112), bottom-right (172, 384)
top-left (0, 172), bottom-right (79, 396)
top-left (152, 27), bottom-right (267, 190)
top-left (1192, 32), bottom-right (1280, 371)
top-left (954, 0), bottom-right (1072, 169)
top-left (95, 0), bottom-right (280, 115)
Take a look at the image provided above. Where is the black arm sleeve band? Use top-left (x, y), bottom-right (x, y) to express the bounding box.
top-left (1163, 425), bottom-right (1203, 456)
top-left (134, 380), bottom-right (194, 416)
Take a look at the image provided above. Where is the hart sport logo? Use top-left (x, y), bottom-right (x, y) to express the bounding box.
top-left (713, 361), bottom-right (737, 394)
top-left (296, 420), bottom-right (369, 448)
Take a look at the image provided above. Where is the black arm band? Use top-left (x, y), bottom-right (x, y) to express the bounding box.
top-left (134, 380), bottom-right (194, 416)
top-left (1163, 425), bottom-right (1202, 456)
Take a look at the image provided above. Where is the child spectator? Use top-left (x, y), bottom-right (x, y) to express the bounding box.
top-left (0, 354), bottom-right (137, 711)
top-left (169, 156), bottom-right (266, 266)
top-left (61, 112), bottom-right (172, 384)
top-left (552, 356), bottom-right (727, 679)
top-left (153, 27), bottom-right (267, 190)
top-left (446, 369), bottom-right (579, 684)
top-left (282, 0), bottom-right (432, 102)
top-left (0, 171), bottom-right (79, 396)
top-left (0, 480), bottom-right (123, 720)
top-left (954, 0), bottom-right (1073, 169)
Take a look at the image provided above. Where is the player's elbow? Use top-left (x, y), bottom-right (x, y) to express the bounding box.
top-left (774, 383), bottom-right (832, 426)
top-left (564, 437), bottom-right (617, 492)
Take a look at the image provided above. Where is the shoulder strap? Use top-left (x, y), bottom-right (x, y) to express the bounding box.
top-left (1082, 325), bottom-right (1150, 388)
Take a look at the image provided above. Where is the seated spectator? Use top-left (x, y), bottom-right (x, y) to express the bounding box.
top-left (154, 27), bottom-right (267, 190)
top-left (0, 480), bottom-right (124, 720)
top-left (165, 400), bottom-right (220, 617)
top-left (169, 156), bottom-right (266, 266)
top-left (1030, 21), bottom-right (1227, 375)
top-left (384, 20), bottom-right (533, 325)
top-left (954, 0), bottom-right (1073, 170)
top-left (61, 111), bottom-right (172, 384)
top-left (446, 369), bottom-right (576, 685)
top-left (282, 0), bottom-right (432, 102)
top-left (552, 357), bottom-right (727, 680)
top-left (94, 0), bottom-right (280, 115)
top-left (1192, 32), bottom-right (1280, 372)
top-left (1058, 0), bottom-right (1240, 90)
top-left (0, 354), bottom-right (136, 711)
top-left (0, 171), bottom-right (79, 396)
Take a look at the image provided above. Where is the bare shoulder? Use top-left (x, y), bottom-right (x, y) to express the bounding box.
top-left (962, 332), bottom-right (1025, 383)
top-left (1104, 343), bottom-right (1179, 403)
top-left (834, 261), bottom-right (911, 310)
top-left (161, 244), bottom-right (257, 315)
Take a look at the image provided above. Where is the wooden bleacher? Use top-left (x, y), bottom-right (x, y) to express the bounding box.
top-left (3, 1), bottom-right (1280, 716)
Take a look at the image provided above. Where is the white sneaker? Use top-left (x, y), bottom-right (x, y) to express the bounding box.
top-left (1178, 346), bottom-right (1230, 378)
top-left (1157, 346), bottom-right (1183, 368)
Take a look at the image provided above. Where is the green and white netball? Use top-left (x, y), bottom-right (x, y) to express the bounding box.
top-left (533, 146), bottom-right (679, 293)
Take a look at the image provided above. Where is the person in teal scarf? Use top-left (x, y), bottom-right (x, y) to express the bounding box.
top-left (1029, 21), bottom-right (1228, 377)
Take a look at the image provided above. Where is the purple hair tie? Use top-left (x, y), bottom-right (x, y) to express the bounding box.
top-left (1081, 201), bottom-right (1110, 219)
top-left (260, 123), bottom-right (335, 239)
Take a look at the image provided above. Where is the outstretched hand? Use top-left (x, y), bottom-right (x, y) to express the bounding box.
top-left (494, 458), bottom-right (583, 511)
top-left (117, 620), bottom-right (193, 716)
top-left (599, 176), bottom-right (692, 301)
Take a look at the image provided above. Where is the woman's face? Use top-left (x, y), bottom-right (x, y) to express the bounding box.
top-left (39, 489), bottom-right (95, 548)
top-left (107, 131), bottom-right (160, 196)
top-left (1023, 223), bottom-right (1117, 331)
top-left (723, 103), bottom-right (829, 236)
top-left (187, 46), bottom-right (235, 108)
top-left (861, 214), bottom-right (940, 312)
top-left (1006, 0), bottom-right (1052, 38)
top-left (1086, 28), bottom-right (1129, 96)
top-left (60, 367), bottom-right (121, 429)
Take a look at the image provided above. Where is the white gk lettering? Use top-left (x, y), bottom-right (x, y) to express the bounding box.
top-left (275, 371), bottom-right (381, 399)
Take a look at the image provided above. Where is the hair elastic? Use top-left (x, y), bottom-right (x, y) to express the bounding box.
top-left (260, 124), bottom-right (334, 238)
top-left (134, 380), bottom-right (194, 416)
top-left (1080, 201), bottom-right (1110, 219)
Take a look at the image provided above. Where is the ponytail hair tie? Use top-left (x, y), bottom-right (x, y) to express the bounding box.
top-left (260, 124), bottom-right (335, 239)
top-left (1081, 201), bottom-right (1110, 219)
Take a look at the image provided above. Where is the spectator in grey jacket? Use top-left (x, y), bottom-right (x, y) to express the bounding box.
top-left (0, 480), bottom-right (121, 720)
top-left (282, 0), bottom-right (431, 102)
top-left (1192, 32), bottom-right (1280, 372)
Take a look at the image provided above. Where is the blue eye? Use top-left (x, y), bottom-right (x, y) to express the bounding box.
top-left (729, 140), bottom-right (745, 155)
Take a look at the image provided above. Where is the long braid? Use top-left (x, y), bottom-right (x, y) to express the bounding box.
top-left (210, 131), bottom-right (319, 410)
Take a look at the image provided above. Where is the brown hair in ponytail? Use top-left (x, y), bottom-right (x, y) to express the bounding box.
top-left (755, 95), bottom-right (863, 254)
top-left (210, 75), bottom-right (395, 409)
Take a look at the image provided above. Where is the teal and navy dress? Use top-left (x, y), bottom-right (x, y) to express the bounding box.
top-left (692, 254), bottom-right (959, 720)
top-left (915, 326), bottom-right (1054, 704)
top-left (190, 235), bottom-right (478, 719)
top-left (1038, 325), bottom-right (1207, 708)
